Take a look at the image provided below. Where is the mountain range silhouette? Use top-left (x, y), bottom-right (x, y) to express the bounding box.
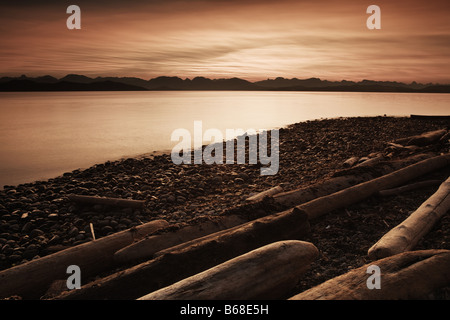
top-left (0, 74), bottom-right (448, 93)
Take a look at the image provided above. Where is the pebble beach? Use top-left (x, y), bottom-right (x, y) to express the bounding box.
top-left (1, 116), bottom-right (449, 299)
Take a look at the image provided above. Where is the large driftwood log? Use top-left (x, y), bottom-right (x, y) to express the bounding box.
top-left (368, 177), bottom-right (450, 260)
top-left (393, 129), bottom-right (447, 147)
top-left (138, 240), bottom-right (318, 300)
top-left (53, 208), bottom-right (310, 300)
top-left (0, 219), bottom-right (168, 299)
top-left (378, 179), bottom-right (443, 197)
top-left (297, 153), bottom-right (450, 220)
top-left (289, 249), bottom-right (450, 300)
top-left (114, 215), bottom-right (247, 264)
top-left (272, 153), bottom-right (435, 208)
top-left (67, 194), bottom-right (145, 209)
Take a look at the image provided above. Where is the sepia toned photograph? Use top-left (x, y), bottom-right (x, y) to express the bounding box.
top-left (0, 0), bottom-right (449, 310)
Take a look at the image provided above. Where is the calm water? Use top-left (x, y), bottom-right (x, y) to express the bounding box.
top-left (0, 91), bottom-right (449, 187)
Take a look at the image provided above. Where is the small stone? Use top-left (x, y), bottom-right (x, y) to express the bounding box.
top-left (101, 226), bottom-right (114, 234)
top-left (8, 254), bottom-right (22, 262)
top-left (74, 234), bottom-right (85, 241)
top-left (30, 229), bottom-right (44, 238)
top-left (23, 248), bottom-right (39, 259)
top-left (119, 218), bottom-right (132, 226)
top-left (9, 224), bottom-right (20, 232)
top-left (48, 213), bottom-right (59, 220)
top-left (234, 178), bottom-right (245, 184)
top-left (48, 235), bottom-right (60, 245)
top-left (67, 227), bottom-right (79, 238)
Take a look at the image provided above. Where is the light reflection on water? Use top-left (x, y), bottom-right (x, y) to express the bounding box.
top-left (0, 91), bottom-right (448, 186)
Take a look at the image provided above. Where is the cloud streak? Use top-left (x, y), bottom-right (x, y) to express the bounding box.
top-left (0, 0), bottom-right (449, 83)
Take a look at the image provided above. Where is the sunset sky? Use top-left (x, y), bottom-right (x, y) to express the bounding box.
top-left (0, 0), bottom-right (449, 83)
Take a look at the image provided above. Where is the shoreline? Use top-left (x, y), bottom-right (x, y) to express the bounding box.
top-left (0, 115), bottom-right (449, 298)
top-left (0, 115), bottom-right (408, 190)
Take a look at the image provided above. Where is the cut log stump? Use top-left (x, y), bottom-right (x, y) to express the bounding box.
top-left (289, 249), bottom-right (450, 300)
top-left (368, 176), bottom-right (450, 260)
top-left (138, 240), bottom-right (318, 300)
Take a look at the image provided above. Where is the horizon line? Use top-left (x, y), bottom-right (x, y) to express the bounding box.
top-left (1, 74), bottom-right (449, 86)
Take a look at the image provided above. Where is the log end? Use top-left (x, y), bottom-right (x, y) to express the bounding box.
top-left (367, 245), bottom-right (396, 261)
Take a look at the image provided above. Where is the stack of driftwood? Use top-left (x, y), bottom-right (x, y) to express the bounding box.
top-left (0, 128), bottom-right (449, 300)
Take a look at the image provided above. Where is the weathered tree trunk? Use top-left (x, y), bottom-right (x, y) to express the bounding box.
top-left (368, 177), bottom-right (450, 260)
top-left (272, 153), bottom-right (435, 208)
top-left (245, 185), bottom-right (284, 202)
top-left (289, 249), bottom-right (450, 300)
top-left (114, 215), bottom-right (247, 265)
top-left (67, 194), bottom-right (145, 209)
top-left (297, 154), bottom-right (450, 220)
top-left (378, 179), bottom-right (443, 197)
top-left (52, 208), bottom-right (310, 300)
top-left (393, 129), bottom-right (447, 147)
top-left (0, 219), bottom-right (168, 300)
top-left (138, 240), bottom-right (318, 300)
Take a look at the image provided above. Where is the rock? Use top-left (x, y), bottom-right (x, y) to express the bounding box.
top-left (9, 224), bottom-right (20, 232)
top-left (98, 220), bottom-right (110, 227)
top-left (1, 244), bottom-right (13, 255)
top-left (74, 233), bottom-right (85, 241)
top-left (101, 226), bottom-right (114, 234)
top-left (48, 213), bottom-right (59, 220)
top-left (48, 234), bottom-right (61, 245)
top-left (67, 227), bottom-right (79, 238)
top-left (23, 247), bottom-right (39, 259)
top-left (8, 254), bottom-right (22, 262)
top-left (30, 229), bottom-right (44, 238)
top-left (234, 177), bottom-right (245, 184)
top-left (119, 218), bottom-right (132, 226)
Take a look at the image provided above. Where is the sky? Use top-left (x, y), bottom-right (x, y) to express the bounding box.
top-left (0, 0), bottom-right (449, 83)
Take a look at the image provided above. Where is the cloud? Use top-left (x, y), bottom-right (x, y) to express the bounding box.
top-left (0, 0), bottom-right (449, 82)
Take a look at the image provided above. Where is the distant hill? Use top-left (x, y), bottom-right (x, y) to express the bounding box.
top-left (0, 79), bottom-right (147, 91)
top-left (0, 74), bottom-right (448, 93)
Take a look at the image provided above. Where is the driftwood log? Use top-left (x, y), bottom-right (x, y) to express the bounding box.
top-left (138, 240), bottom-right (318, 300)
top-left (289, 249), bottom-right (450, 300)
top-left (245, 185), bottom-right (284, 202)
top-left (272, 153), bottom-right (435, 208)
top-left (114, 215), bottom-right (247, 264)
top-left (53, 208), bottom-right (310, 300)
top-left (368, 177), bottom-right (450, 260)
top-left (393, 129), bottom-right (447, 147)
top-left (0, 219), bottom-right (168, 299)
top-left (67, 194), bottom-right (145, 209)
top-left (378, 179), bottom-right (443, 197)
top-left (297, 153), bottom-right (450, 220)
